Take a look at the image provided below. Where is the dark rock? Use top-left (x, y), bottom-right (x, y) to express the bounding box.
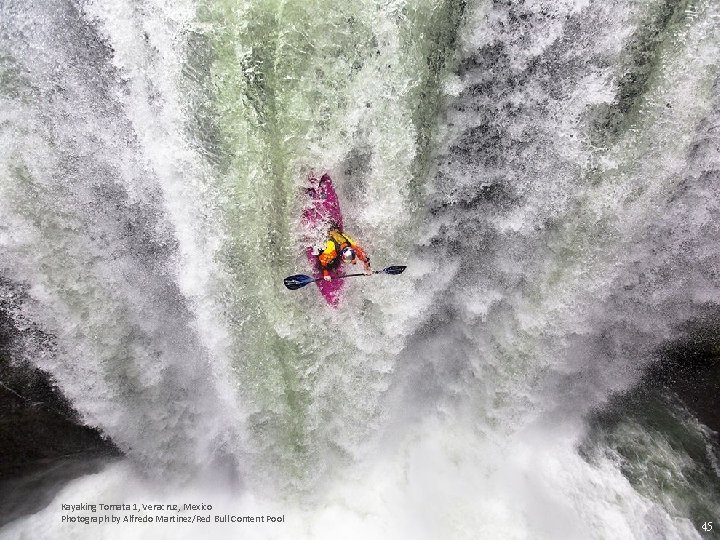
top-left (0, 355), bottom-right (120, 481)
top-left (580, 324), bottom-right (720, 528)
top-left (649, 322), bottom-right (720, 434)
top-left (0, 278), bottom-right (120, 484)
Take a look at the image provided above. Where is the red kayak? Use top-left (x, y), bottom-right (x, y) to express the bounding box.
top-left (302, 173), bottom-right (344, 306)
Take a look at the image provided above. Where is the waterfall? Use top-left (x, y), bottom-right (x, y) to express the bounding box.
top-left (1, 0), bottom-right (718, 538)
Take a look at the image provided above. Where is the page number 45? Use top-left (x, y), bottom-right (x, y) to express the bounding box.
top-left (702, 522), bottom-right (713, 532)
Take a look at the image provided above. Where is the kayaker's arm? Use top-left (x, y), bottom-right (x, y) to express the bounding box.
top-left (353, 245), bottom-right (371, 273)
top-left (343, 235), bottom-right (371, 273)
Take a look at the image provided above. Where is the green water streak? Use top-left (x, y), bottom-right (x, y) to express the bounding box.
top-left (193, 0), bottom-right (465, 485)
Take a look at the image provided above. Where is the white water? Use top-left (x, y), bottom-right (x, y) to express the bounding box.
top-left (1, 0), bottom-right (719, 538)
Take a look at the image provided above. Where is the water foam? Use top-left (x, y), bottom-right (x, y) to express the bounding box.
top-left (1, 0), bottom-right (719, 537)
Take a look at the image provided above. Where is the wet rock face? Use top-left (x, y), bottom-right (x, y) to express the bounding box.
top-left (0, 280), bottom-right (119, 481)
top-left (650, 323), bottom-right (720, 435)
top-left (0, 355), bottom-right (119, 480)
top-left (580, 323), bottom-right (720, 529)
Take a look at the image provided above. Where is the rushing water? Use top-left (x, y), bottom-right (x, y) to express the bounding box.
top-left (1, 0), bottom-right (719, 538)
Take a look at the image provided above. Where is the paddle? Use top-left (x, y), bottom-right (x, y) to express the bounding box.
top-left (284, 266), bottom-right (407, 290)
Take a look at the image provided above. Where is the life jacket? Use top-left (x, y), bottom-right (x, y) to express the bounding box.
top-left (328, 229), bottom-right (353, 253)
top-left (321, 230), bottom-right (352, 268)
top-left (318, 229), bottom-right (367, 274)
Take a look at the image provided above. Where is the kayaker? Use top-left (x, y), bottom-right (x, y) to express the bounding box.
top-left (317, 228), bottom-right (371, 281)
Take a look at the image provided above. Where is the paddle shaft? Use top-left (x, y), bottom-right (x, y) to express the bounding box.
top-left (283, 266), bottom-right (406, 290)
top-left (308, 270), bottom-right (377, 284)
top-left (335, 270), bottom-right (384, 279)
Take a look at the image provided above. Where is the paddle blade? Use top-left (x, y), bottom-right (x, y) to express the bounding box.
top-left (284, 274), bottom-right (315, 290)
top-left (382, 265), bottom-right (407, 275)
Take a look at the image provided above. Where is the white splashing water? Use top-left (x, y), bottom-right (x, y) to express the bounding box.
top-left (1, 0), bottom-right (719, 538)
